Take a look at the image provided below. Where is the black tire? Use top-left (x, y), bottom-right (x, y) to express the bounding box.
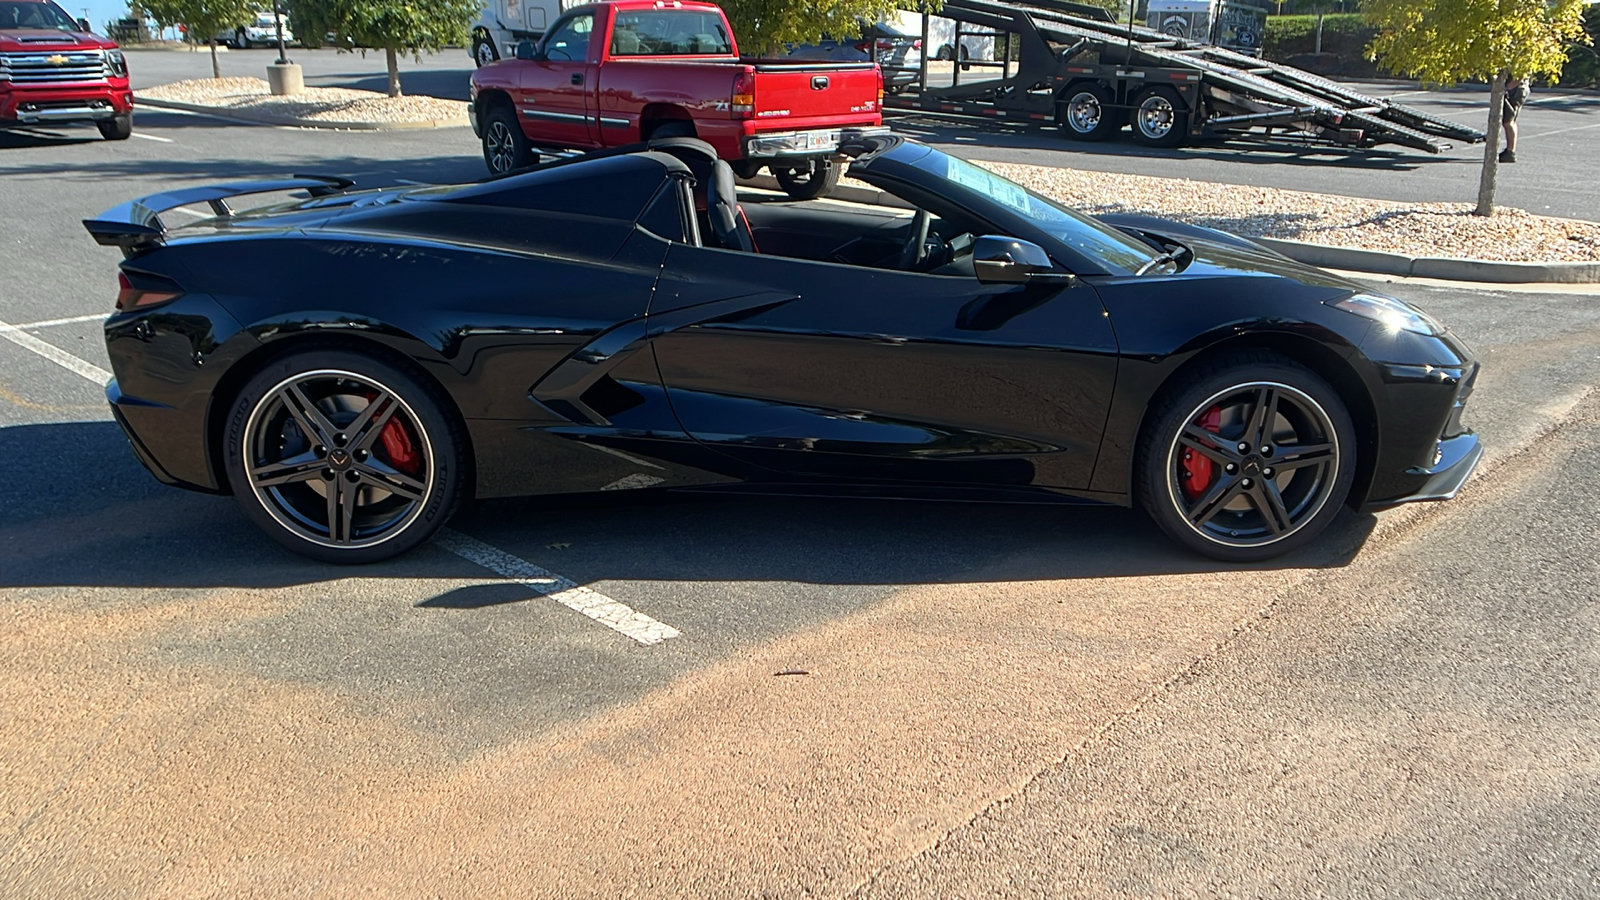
top-left (1057, 82), bottom-right (1120, 142)
top-left (481, 102), bottom-right (533, 175)
top-left (648, 119), bottom-right (695, 140)
top-left (1135, 352), bottom-right (1357, 562)
top-left (936, 44), bottom-right (953, 61)
top-left (472, 32), bottom-right (498, 67)
top-left (223, 349), bottom-right (467, 564)
top-left (958, 44), bottom-right (971, 71)
top-left (772, 158), bottom-right (841, 201)
top-left (97, 113), bottom-right (132, 141)
top-left (1129, 85), bottom-right (1190, 149)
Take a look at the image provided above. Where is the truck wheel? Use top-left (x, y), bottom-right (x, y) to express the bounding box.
top-left (97, 113), bottom-right (132, 141)
top-left (473, 32), bottom-right (498, 67)
top-left (1130, 86), bottom-right (1190, 149)
top-left (773, 158), bottom-right (841, 201)
top-left (481, 104), bottom-right (533, 175)
top-left (235, 28), bottom-right (250, 49)
top-left (1058, 83), bottom-right (1120, 142)
top-left (958, 44), bottom-right (971, 71)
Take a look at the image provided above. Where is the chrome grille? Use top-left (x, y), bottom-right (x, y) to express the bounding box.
top-left (0, 51), bottom-right (109, 85)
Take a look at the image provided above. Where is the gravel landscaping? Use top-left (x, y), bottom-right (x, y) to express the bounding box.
top-left (978, 160), bottom-right (1600, 263)
top-left (140, 77), bottom-right (466, 126)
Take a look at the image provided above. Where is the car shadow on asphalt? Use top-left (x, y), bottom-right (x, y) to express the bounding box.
top-left (0, 421), bottom-right (1376, 593)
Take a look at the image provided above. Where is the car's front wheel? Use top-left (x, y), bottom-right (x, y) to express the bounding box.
top-left (481, 103), bottom-right (533, 175)
top-left (224, 349), bottom-right (467, 564)
top-left (1136, 353), bottom-right (1356, 561)
top-left (97, 113), bottom-right (132, 141)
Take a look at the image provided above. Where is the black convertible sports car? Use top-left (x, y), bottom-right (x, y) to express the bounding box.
top-left (85, 136), bottom-right (1480, 564)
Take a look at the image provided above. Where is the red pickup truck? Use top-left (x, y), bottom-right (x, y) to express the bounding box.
top-left (0, 0), bottom-right (133, 140)
top-left (468, 0), bottom-right (885, 199)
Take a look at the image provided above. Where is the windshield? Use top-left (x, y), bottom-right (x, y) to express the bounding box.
top-left (0, 0), bottom-right (78, 30)
top-left (912, 151), bottom-right (1159, 276)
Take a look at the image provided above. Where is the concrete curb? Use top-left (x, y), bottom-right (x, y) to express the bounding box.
top-left (136, 96), bottom-right (468, 131)
top-left (745, 176), bottom-right (1600, 285)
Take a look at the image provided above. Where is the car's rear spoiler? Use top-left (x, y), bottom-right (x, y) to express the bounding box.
top-left (82, 174), bottom-right (355, 254)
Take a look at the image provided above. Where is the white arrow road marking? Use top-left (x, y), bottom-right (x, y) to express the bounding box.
top-left (434, 529), bottom-right (681, 645)
top-left (0, 317), bottom-right (111, 383)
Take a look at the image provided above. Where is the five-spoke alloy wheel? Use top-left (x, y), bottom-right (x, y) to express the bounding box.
top-left (225, 350), bottom-right (465, 563)
top-left (1138, 354), bottom-right (1356, 561)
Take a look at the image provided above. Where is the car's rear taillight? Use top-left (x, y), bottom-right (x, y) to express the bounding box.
top-left (853, 40), bottom-right (871, 53)
top-left (876, 66), bottom-right (883, 104)
top-left (912, 39), bottom-right (922, 50)
top-left (731, 68), bottom-right (755, 119)
top-left (116, 270), bottom-right (181, 311)
top-left (875, 39), bottom-right (895, 53)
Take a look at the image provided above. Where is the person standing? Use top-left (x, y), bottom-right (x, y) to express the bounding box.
top-left (1500, 75), bottom-right (1529, 163)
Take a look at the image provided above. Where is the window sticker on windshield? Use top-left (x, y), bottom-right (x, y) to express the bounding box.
top-left (945, 157), bottom-right (1031, 213)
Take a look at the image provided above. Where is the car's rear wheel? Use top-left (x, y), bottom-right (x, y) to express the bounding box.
top-left (97, 113), bottom-right (132, 141)
top-left (1136, 353), bottom-right (1356, 561)
top-left (1058, 83), bottom-right (1120, 141)
top-left (772, 158), bottom-right (841, 200)
top-left (224, 349), bottom-right (466, 564)
top-left (481, 103), bottom-right (532, 175)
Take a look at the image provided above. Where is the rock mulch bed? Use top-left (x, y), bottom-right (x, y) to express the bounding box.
top-left (977, 160), bottom-right (1600, 263)
top-left (140, 77), bottom-right (466, 126)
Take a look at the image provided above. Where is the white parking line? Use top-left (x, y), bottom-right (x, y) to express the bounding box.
top-left (131, 132), bottom-right (174, 143)
top-left (0, 313), bottom-right (107, 332)
top-left (435, 529), bottom-right (681, 645)
top-left (0, 317), bottom-right (111, 383)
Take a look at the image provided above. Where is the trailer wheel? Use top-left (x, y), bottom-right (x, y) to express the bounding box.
top-left (1058, 83), bottom-right (1120, 142)
top-left (1130, 86), bottom-right (1189, 149)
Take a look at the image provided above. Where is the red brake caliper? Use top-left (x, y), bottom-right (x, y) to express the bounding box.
top-left (1180, 404), bottom-right (1222, 500)
top-left (364, 393), bottom-right (421, 476)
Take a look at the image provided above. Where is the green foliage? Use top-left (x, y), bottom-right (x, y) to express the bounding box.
top-left (1262, 13), bottom-right (1373, 58)
top-left (141, 0), bottom-right (257, 42)
top-left (287, 0), bottom-right (478, 54)
top-left (287, 0), bottom-right (478, 96)
top-left (717, 0), bottom-right (939, 57)
top-left (1559, 4), bottom-right (1600, 88)
top-left (141, 0), bottom-right (258, 75)
top-left (1362, 0), bottom-right (1589, 85)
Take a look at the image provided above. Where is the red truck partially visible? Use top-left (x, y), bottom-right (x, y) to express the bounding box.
top-left (469, 0), bottom-right (886, 199)
top-left (0, 0), bottom-right (133, 140)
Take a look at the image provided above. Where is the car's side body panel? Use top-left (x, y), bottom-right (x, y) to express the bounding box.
top-left (650, 242), bottom-right (1120, 490)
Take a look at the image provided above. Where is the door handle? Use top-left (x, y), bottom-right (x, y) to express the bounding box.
top-left (571, 73), bottom-right (583, 85)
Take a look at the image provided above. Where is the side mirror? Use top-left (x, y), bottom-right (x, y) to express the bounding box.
top-left (515, 40), bottom-right (540, 61)
top-left (973, 235), bottom-right (1076, 286)
top-left (76, 17), bottom-right (92, 32)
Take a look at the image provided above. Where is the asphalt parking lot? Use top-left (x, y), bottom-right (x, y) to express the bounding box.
top-left (2, 86), bottom-right (1598, 896)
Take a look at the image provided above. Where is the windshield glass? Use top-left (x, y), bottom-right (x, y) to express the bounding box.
top-left (0, 0), bottom-right (78, 30)
top-left (912, 151), bottom-right (1159, 276)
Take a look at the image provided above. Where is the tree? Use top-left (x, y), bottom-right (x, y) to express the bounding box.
top-left (288, 0), bottom-right (478, 97)
top-left (1364, 0), bottom-right (1589, 216)
top-left (141, 0), bottom-right (257, 78)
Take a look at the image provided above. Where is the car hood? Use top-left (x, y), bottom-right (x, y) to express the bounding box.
top-left (1097, 213), bottom-right (1359, 292)
top-left (0, 29), bottom-right (115, 51)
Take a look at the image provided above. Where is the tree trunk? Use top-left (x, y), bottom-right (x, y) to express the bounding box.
top-left (1475, 70), bottom-right (1506, 217)
top-left (210, 38), bottom-right (220, 79)
top-left (386, 46), bottom-right (401, 98)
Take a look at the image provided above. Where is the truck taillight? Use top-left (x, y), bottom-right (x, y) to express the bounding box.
top-left (876, 66), bottom-right (883, 104)
top-left (731, 68), bottom-right (755, 119)
top-left (116, 271), bottom-right (180, 311)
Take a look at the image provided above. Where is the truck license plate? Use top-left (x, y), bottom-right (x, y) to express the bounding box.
top-left (801, 130), bottom-right (841, 150)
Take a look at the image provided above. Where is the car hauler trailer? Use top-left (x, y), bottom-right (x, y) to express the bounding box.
top-left (884, 0), bottom-right (1483, 152)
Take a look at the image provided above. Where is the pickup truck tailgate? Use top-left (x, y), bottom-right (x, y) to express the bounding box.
top-left (749, 61), bottom-right (879, 127)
